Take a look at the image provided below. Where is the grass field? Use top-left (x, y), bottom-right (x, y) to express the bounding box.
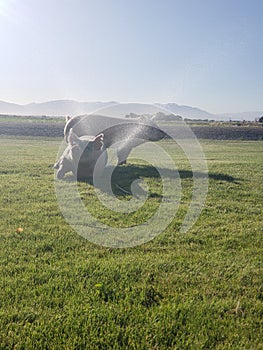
top-left (0, 136), bottom-right (262, 349)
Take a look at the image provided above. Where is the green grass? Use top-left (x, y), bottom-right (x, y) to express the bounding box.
top-left (0, 115), bottom-right (64, 123)
top-left (0, 137), bottom-right (262, 349)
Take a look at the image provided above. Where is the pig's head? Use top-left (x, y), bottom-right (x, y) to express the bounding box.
top-left (54, 130), bottom-right (107, 180)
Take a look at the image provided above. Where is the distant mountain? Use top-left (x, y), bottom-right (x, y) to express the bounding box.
top-left (0, 99), bottom-right (262, 121)
top-left (0, 100), bottom-right (25, 114)
top-left (0, 100), bottom-right (117, 116)
top-left (159, 103), bottom-right (263, 121)
top-left (217, 111), bottom-right (263, 121)
top-left (157, 103), bottom-right (216, 120)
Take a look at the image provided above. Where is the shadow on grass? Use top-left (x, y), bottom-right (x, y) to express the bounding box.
top-left (67, 164), bottom-right (240, 197)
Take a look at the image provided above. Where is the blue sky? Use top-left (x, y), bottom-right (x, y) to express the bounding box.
top-left (0, 0), bottom-right (262, 113)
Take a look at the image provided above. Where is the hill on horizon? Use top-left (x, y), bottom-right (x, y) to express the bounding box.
top-left (0, 99), bottom-right (262, 121)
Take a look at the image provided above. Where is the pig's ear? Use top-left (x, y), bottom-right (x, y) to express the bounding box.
top-left (68, 129), bottom-right (80, 146)
top-left (53, 160), bottom-right (60, 169)
top-left (66, 115), bottom-right (72, 122)
top-left (92, 133), bottom-right (104, 150)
